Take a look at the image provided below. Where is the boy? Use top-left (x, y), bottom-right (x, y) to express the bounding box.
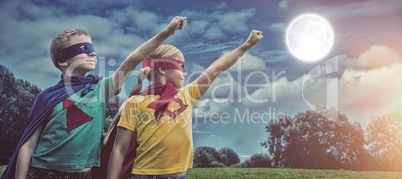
top-left (0, 16), bottom-right (187, 179)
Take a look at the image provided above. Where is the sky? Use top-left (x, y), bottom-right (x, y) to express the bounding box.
top-left (1, 0), bottom-right (402, 160)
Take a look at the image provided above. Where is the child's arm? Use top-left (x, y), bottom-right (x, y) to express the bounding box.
top-left (196, 30), bottom-right (263, 96)
top-left (15, 123), bottom-right (45, 179)
top-left (110, 16), bottom-right (187, 98)
top-left (106, 127), bottom-right (133, 179)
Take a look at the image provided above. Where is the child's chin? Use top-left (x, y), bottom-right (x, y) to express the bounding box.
top-left (174, 83), bottom-right (183, 88)
top-left (86, 66), bottom-right (96, 71)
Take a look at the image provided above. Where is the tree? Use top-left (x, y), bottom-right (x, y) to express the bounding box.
top-left (0, 65), bottom-right (41, 164)
top-left (193, 146), bottom-right (223, 168)
top-left (240, 153), bottom-right (271, 168)
top-left (106, 97), bottom-right (126, 119)
top-left (193, 146), bottom-right (241, 168)
top-left (365, 105), bottom-right (402, 171)
top-left (261, 107), bottom-right (365, 169)
top-left (218, 147), bottom-right (240, 167)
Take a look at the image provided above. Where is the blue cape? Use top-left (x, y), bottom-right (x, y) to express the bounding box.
top-left (0, 74), bottom-right (100, 179)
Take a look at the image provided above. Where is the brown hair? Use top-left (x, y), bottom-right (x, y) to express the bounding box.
top-left (50, 29), bottom-right (91, 68)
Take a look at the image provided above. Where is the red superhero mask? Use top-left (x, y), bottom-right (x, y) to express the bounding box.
top-left (142, 58), bottom-right (185, 72)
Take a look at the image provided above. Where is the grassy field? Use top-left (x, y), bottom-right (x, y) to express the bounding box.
top-left (0, 166), bottom-right (6, 175)
top-left (186, 168), bottom-right (402, 179)
top-left (1, 166), bottom-right (402, 178)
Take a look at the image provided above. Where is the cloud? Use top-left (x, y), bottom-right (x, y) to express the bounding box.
top-left (339, 62), bottom-right (402, 124)
top-left (189, 62), bottom-right (206, 73)
top-left (181, 8), bottom-right (256, 37)
top-left (209, 134), bottom-right (223, 140)
top-left (188, 20), bottom-right (209, 36)
top-left (110, 7), bottom-right (163, 35)
top-left (241, 46), bottom-right (402, 127)
top-left (193, 99), bottom-right (210, 118)
top-left (318, 0), bottom-right (402, 19)
top-left (210, 1), bottom-right (228, 11)
top-left (268, 23), bottom-right (287, 34)
top-left (192, 75), bottom-right (242, 117)
top-left (181, 41), bottom-right (241, 55)
top-left (226, 51), bottom-right (269, 72)
top-left (164, 8), bottom-right (257, 62)
top-left (217, 8), bottom-right (256, 33)
top-left (343, 45), bottom-right (402, 71)
top-left (278, 0), bottom-right (293, 10)
top-left (259, 50), bottom-right (290, 62)
top-left (189, 51), bottom-right (269, 111)
top-left (131, 11), bottom-right (160, 32)
top-left (190, 46), bottom-right (402, 130)
top-left (192, 122), bottom-right (209, 134)
top-left (338, 32), bottom-right (364, 39)
top-left (204, 26), bottom-right (225, 40)
top-left (240, 73), bottom-right (306, 118)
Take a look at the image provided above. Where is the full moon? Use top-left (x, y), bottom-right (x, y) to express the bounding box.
top-left (286, 14), bottom-right (334, 62)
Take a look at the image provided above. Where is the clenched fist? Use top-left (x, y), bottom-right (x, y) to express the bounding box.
top-left (167, 16), bottom-right (187, 35)
top-left (245, 30), bottom-right (263, 47)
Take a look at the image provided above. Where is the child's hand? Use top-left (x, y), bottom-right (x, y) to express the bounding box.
top-left (245, 30), bottom-right (263, 47)
top-left (167, 16), bottom-right (187, 35)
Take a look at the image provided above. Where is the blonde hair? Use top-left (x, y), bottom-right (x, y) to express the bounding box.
top-left (129, 44), bottom-right (183, 95)
top-left (148, 44), bottom-right (183, 59)
top-left (50, 29), bottom-right (91, 68)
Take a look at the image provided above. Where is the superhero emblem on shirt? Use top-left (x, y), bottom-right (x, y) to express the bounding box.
top-left (62, 99), bottom-right (94, 132)
top-left (147, 97), bottom-right (188, 120)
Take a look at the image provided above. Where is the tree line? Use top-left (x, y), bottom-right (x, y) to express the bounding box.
top-left (192, 146), bottom-right (270, 168)
top-left (0, 64), bottom-right (401, 172)
top-left (261, 106), bottom-right (402, 172)
top-left (0, 65), bottom-right (41, 164)
top-left (192, 106), bottom-right (401, 171)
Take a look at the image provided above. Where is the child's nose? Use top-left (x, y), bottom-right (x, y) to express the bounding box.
top-left (183, 72), bottom-right (188, 77)
top-left (88, 52), bottom-right (96, 57)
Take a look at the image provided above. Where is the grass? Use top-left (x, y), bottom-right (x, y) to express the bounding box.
top-left (1, 166), bottom-right (402, 178)
top-left (0, 166), bottom-right (6, 175)
top-left (186, 168), bottom-right (402, 179)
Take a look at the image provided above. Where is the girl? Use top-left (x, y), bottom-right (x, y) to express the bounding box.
top-left (106, 30), bottom-right (263, 179)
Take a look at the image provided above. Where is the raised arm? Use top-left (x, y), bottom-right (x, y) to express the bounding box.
top-left (110, 16), bottom-right (187, 98)
top-left (196, 30), bottom-right (263, 96)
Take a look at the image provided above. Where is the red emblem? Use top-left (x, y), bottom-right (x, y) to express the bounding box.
top-left (63, 99), bottom-right (94, 132)
top-left (147, 97), bottom-right (188, 120)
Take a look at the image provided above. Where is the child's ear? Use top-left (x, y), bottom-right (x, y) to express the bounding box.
top-left (158, 67), bottom-right (166, 75)
top-left (58, 61), bottom-right (68, 67)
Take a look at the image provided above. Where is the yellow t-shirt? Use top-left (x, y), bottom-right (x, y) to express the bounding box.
top-left (118, 81), bottom-right (202, 175)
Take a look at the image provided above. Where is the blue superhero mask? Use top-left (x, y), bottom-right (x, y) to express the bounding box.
top-left (56, 42), bottom-right (95, 64)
